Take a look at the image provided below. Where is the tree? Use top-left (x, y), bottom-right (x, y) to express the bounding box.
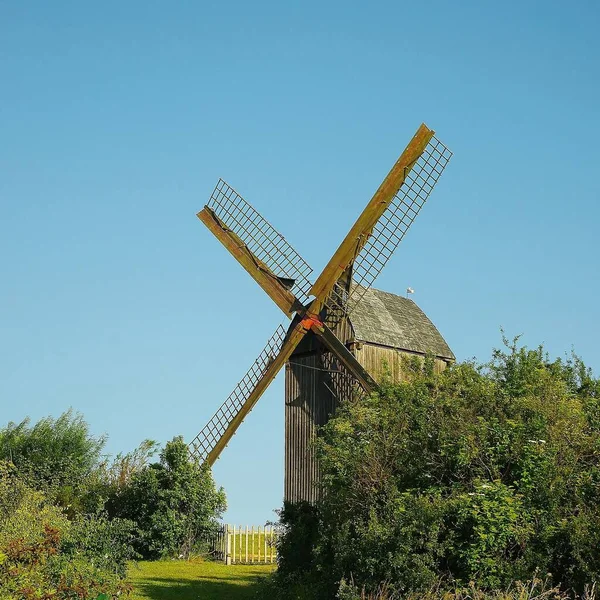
top-left (273, 340), bottom-right (600, 598)
top-left (107, 436), bottom-right (226, 559)
top-left (103, 438), bottom-right (160, 489)
top-left (0, 409), bottom-right (106, 512)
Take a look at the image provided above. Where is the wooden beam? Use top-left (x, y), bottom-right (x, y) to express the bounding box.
top-left (206, 320), bottom-right (310, 465)
top-left (311, 323), bottom-right (377, 393)
top-left (198, 207), bottom-right (302, 317)
top-left (309, 123), bottom-right (435, 305)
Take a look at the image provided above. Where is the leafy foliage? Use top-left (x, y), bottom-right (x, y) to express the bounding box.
top-left (61, 514), bottom-right (138, 578)
top-left (272, 339), bottom-right (600, 598)
top-left (275, 501), bottom-right (320, 577)
top-left (107, 436), bottom-right (227, 559)
top-left (0, 411), bottom-right (227, 595)
top-left (335, 575), bottom-right (581, 600)
top-left (0, 460), bottom-right (134, 599)
top-left (102, 439), bottom-right (160, 490)
top-left (0, 409), bottom-right (106, 513)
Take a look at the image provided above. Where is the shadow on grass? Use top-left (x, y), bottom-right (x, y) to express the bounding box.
top-left (131, 568), bottom-right (269, 600)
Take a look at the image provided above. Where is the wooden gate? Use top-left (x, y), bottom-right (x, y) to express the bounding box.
top-left (211, 524), bottom-right (277, 564)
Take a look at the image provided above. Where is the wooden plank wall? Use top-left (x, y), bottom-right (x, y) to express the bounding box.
top-left (354, 343), bottom-right (449, 382)
top-left (284, 353), bottom-right (338, 503)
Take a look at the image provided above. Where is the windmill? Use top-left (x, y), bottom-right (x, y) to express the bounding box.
top-left (190, 123), bottom-right (454, 502)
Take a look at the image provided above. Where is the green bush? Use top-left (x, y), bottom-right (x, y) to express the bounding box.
top-left (275, 502), bottom-right (320, 576)
top-left (335, 575), bottom-right (575, 600)
top-left (0, 410), bottom-right (227, 593)
top-left (0, 409), bottom-right (106, 514)
top-left (0, 462), bottom-right (68, 548)
top-left (61, 514), bottom-right (138, 578)
top-left (271, 339), bottom-right (600, 598)
top-left (107, 436), bottom-right (227, 559)
top-left (0, 461), bottom-right (134, 599)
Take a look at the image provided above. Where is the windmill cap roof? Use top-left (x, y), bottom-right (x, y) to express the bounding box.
top-left (348, 286), bottom-right (455, 361)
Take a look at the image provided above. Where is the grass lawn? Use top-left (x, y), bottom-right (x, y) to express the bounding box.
top-left (128, 559), bottom-right (275, 600)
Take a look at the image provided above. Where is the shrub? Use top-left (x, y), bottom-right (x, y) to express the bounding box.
top-left (276, 501), bottom-right (320, 576)
top-left (0, 461), bottom-right (134, 599)
top-left (60, 513), bottom-right (138, 578)
top-left (0, 462), bottom-right (68, 548)
top-left (0, 409), bottom-right (106, 514)
top-left (272, 339), bottom-right (600, 598)
top-left (336, 575), bottom-right (576, 600)
top-left (107, 436), bottom-right (226, 559)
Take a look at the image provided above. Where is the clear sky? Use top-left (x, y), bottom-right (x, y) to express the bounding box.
top-left (1, 1), bottom-right (599, 525)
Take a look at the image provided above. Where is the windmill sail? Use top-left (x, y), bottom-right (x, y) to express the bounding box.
top-left (346, 135), bottom-right (452, 311)
top-left (314, 130), bottom-right (452, 328)
top-left (189, 325), bottom-right (287, 464)
top-left (206, 179), bottom-right (314, 305)
top-left (189, 317), bottom-right (311, 466)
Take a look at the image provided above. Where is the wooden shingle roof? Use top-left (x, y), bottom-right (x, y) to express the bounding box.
top-left (349, 287), bottom-right (455, 361)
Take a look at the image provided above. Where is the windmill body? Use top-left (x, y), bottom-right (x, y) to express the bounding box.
top-left (285, 287), bottom-right (454, 503)
top-left (189, 123), bottom-right (454, 505)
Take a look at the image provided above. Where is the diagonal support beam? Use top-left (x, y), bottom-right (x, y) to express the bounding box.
top-left (310, 322), bottom-right (377, 393)
top-left (309, 123), bottom-right (435, 309)
top-left (198, 207), bottom-right (304, 317)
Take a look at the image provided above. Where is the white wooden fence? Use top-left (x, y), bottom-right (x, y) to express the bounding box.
top-left (210, 524), bottom-right (277, 564)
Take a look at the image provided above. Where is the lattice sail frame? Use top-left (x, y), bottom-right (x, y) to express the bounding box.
top-left (207, 179), bottom-right (314, 305)
top-left (324, 135), bottom-right (452, 326)
top-left (189, 325), bottom-right (287, 462)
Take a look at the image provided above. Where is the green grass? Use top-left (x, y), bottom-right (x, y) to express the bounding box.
top-left (128, 559), bottom-right (275, 600)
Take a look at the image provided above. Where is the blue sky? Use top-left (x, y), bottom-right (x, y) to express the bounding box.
top-left (1, 1), bottom-right (598, 524)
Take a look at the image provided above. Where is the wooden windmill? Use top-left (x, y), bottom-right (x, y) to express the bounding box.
top-left (190, 123), bottom-right (454, 503)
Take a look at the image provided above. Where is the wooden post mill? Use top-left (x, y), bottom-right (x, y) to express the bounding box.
top-left (188, 123), bottom-right (454, 504)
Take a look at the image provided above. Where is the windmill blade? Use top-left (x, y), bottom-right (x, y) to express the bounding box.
top-left (346, 134), bottom-right (452, 310)
top-left (200, 179), bottom-right (314, 310)
top-left (189, 319), bottom-right (311, 465)
top-left (309, 124), bottom-right (452, 321)
top-left (198, 206), bottom-right (304, 316)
